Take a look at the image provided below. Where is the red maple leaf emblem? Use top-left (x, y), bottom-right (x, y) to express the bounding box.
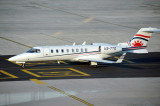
top-left (132, 40), bottom-right (143, 47)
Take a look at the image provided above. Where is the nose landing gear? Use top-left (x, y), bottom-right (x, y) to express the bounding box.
top-left (15, 62), bottom-right (26, 68)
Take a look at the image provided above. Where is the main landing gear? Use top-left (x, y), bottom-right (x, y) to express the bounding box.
top-left (22, 63), bottom-right (25, 68)
top-left (90, 61), bottom-right (98, 68)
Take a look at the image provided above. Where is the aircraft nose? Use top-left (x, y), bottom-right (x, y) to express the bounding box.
top-left (8, 53), bottom-right (28, 62)
top-left (8, 56), bottom-right (18, 62)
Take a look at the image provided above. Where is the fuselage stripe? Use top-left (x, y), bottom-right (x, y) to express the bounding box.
top-left (135, 34), bottom-right (150, 38)
top-left (122, 46), bottom-right (147, 51)
top-left (54, 51), bottom-right (100, 57)
top-left (131, 37), bottom-right (149, 41)
top-left (31, 51), bottom-right (101, 59)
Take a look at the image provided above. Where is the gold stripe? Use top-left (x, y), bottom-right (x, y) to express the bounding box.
top-left (54, 32), bottom-right (62, 35)
top-left (59, 61), bottom-right (68, 64)
top-left (21, 69), bottom-right (41, 77)
top-left (69, 68), bottom-right (90, 76)
top-left (22, 68), bottom-right (90, 77)
top-left (0, 36), bottom-right (32, 48)
top-left (30, 79), bottom-right (48, 85)
top-left (48, 86), bottom-right (94, 106)
top-left (0, 70), bottom-right (18, 79)
top-left (82, 17), bottom-right (94, 23)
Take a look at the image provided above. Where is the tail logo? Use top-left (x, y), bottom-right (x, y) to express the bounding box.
top-left (129, 34), bottom-right (149, 47)
top-left (132, 40), bottom-right (144, 47)
top-left (126, 27), bottom-right (160, 48)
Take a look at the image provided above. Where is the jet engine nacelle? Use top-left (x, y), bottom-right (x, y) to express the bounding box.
top-left (100, 45), bottom-right (122, 54)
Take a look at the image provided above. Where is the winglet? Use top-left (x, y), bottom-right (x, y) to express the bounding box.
top-left (116, 53), bottom-right (126, 63)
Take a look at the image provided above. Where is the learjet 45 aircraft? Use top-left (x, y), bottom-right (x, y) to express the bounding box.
top-left (9, 27), bottom-right (160, 68)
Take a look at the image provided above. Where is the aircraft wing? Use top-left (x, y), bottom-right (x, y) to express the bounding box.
top-left (78, 53), bottom-right (126, 64)
top-left (78, 58), bottom-right (115, 63)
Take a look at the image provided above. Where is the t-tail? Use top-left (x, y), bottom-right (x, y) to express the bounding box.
top-left (118, 27), bottom-right (160, 53)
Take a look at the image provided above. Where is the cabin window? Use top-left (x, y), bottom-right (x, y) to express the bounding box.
top-left (81, 48), bottom-right (83, 53)
top-left (72, 49), bottom-right (74, 53)
top-left (56, 49), bottom-right (59, 53)
top-left (85, 48), bottom-right (87, 52)
top-left (76, 48), bottom-right (79, 52)
top-left (67, 49), bottom-right (69, 53)
top-left (27, 48), bottom-right (40, 53)
top-left (61, 49), bottom-right (64, 53)
top-left (99, 46), bottom-right (101, 52)
top-left (51, 49), bottom-right (53, 53)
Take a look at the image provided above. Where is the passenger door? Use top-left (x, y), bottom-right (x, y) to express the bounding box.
top-left (43, 48), bottom-right (51, 56)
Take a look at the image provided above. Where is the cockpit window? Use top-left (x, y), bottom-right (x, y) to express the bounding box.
top-left (27, 48), bottom-right (41, 53)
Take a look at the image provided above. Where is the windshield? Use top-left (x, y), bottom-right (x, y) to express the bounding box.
top-left (27, 48), bottom-right (41, 53)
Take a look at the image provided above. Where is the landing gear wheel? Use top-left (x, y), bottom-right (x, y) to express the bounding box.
top-left (57, 61), bottom-right (60, 64)
top-left (90, 61), bottom-right (98, 68)
top-left (22, 63), bottom-right (25, 68)
top-left (93, 65), bottom-right (98, 68)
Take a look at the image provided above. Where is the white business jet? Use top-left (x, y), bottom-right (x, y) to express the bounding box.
top-left (9, 27), bottom-right (160, 68)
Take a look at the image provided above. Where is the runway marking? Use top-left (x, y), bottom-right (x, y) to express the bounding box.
top-left (33, 2), bottom-right (138, 29)
top-left (30, 78), bottom-right (94, 106)
top-left (30, 79), bottom-right (48, 85)
top-left (22, 69), bottom-right (40, 77)
top-left (40, 33), bottom-right (73, 43)
top-left (0, 36), bottom-right (32, 48)
top-left (68, 68), bottom-right (90, 76)
top-left (59, 61), bottom-right (68, 64)
top-left (21, 68), bottom-right (90, 77)
top-left (0, 70), bottom-right (18, 79)
top-left (82, 17), bottom-right (94, 23)
top-left (25, 61), bottom-right (59, 67)
top-left (48, 86), bottom-right (94, 106)
top-left (54, 32), bottom-right (62, 35)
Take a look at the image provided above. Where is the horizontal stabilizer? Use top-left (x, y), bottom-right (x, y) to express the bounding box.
top-left (128, 49), bottom-right (148, 53)
top-left (142, 28), bottom-right (160, 33)
top-left (78, 53), bottom-right (127, 64)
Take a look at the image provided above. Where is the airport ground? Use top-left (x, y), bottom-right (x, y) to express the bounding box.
top-left (0, 0), bottom-right (160, 106)
top-left (0, 52), bottom-right (160, 81)
top-left (0, 53), bottom-right (160, 106)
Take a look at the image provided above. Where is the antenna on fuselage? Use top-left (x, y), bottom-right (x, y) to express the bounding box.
top-left (82, 41), bottom-right (86, 45)
top-left (73, 42), bottom-right (76, 46)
